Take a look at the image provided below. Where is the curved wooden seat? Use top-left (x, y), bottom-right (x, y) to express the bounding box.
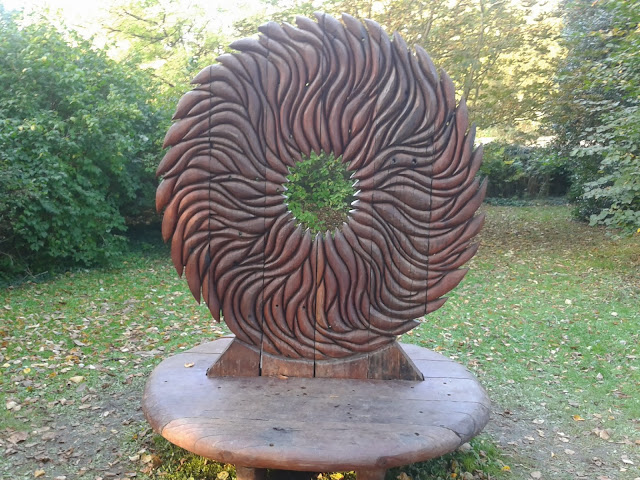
top-left (143, 338), bottom-right (490, 479)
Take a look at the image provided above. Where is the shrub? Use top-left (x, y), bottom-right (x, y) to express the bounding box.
top-left (285, 152), bottom-right (355, 234)
top-left (479, 142), bottom-right (569, 199)
top-left (0, 10), bottom-right (163, 278)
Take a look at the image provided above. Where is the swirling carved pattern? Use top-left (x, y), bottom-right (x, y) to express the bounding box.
top-left (157, 13), bottom-right (486, 360)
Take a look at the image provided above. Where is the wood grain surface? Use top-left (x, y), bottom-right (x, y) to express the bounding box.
top-left (156, 13), bottom-right (486, 365)
top-left (143, 338), bottom-right (490, 472)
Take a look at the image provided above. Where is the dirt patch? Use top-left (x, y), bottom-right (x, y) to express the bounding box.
top-left (1, 378), bottom-right (149, 479)
top-left (485, 398), bottom-right (639, 480)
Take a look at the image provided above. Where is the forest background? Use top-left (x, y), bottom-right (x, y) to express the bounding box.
top-left (0, 0), bottom-right (638, 280)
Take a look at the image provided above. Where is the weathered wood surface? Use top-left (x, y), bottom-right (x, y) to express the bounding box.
top-left (143, 338), bottom-right (491, 473)
top-left (156, 13), bottom-right (486, 372)
top-left (208, 337), bottom-right (424, 380)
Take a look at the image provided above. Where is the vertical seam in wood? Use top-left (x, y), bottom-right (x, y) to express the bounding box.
top-left (366, 22), bottom-right (384, 379)
top-left (258, 25), bottom-right (272, 377)
top-left (208, 65), bottom-right (214, 323)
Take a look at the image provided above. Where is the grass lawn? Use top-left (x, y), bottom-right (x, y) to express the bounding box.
top-left (1, 205), bottom-right (638, 479)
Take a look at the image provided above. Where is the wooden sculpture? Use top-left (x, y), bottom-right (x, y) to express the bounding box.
top-left (144, 13), bottom-right (490, 480)
top-left (156, 12), bottom-right (486, 380)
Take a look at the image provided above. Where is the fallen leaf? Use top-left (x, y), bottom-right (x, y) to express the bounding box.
top-left (501, 465), bottom-right (511, 472)
top-left (621, 456), bottom-right (634, 465)
top-left (69, 376), bottom-right (84, 384)
top-left (457, 442), bottom-right (472, 452)
top-left (184, 362), bottom-right (194, 368)
top-left (34, 470), bottom-right (45, 478)
top-left (217, 472), bottom-right (230, 480)
top-left (6, 400), bottom-right (18, 410)
top-left (592, 428), bottom-right (611, 440)
top-left (8, 431), bottom-right (28, 444)
top-left (565, 449), bottom-right (575, 455)
top-left (531, 473), bottom-right (542, 479)
top-left (572, 415), bottom-right (585, 421)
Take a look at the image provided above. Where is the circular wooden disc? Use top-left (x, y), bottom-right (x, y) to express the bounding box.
top-left (143, 338), bottom-right (490, 471)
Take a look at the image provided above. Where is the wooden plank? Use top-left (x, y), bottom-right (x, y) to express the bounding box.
top-left (207, 338), bottom-right (261, 377)
top-left (143, 338), bottom-right (490, 472)
top-left (261, 350), bottom-right (314, 378)
top-left (161, 417), bottom-right (462, 471)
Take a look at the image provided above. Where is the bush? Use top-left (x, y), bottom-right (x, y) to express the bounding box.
top-left (0, 10), bottom-right (164, 279)
top-left (479, 142), bottom-right (569, 199)
top-left (548, 0), bottom-right (640, 235)
top-left (285, 152), bottom-right (355, 233)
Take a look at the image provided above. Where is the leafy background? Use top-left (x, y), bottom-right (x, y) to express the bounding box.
top-left (1, 0), bottom-right (639, 281)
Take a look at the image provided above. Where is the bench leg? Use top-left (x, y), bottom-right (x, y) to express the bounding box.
top-left (356, 469), bottom-right (386, 480)
top-left (236, 466), bottom-right (267, 480)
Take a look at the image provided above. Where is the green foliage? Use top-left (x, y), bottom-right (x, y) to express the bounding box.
top-left (151, 436), bottom-right (237, 479)
top-left (549, 0), bottom-right (640, 235)
top-left (0, 10), bottom-right (163, 278)
top-left (147, 435), bottom-right (506, 480)
top-left (285, 153), bottom-right (355, 234)
top-left (379, 0), bottom-right (561, 134)
top-left (233, 0), bottom-right (561, 139)
top-left (106, 0), bottom-right (229, 106)
top-left (388, 437), bottom-right (506, 480)
top-left (479, 142), bottom-right (569, 198)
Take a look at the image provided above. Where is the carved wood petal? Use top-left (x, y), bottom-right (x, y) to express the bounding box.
top-left (157, 13), bottom-right (486, 360)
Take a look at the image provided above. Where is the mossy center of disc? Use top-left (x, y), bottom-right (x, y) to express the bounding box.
top-left (285, 152), bottom-right (355, 235)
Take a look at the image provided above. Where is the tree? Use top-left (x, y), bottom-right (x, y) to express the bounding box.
top-left (230, 0), bottom-right (561, 140)
top-left (549, 0), bottom-right (639, 234)
top-left (0, 9), bottom-right (163, 278)
top-left (105, 0), bottom-right (229, 105)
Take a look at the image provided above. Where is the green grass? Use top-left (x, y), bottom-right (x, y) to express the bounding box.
top-left (412, 206), bottom-right (639, 427)
top-left (1, 205), bottom-right (638, 479)
top-left (147, 435), bottom-right (504, 480)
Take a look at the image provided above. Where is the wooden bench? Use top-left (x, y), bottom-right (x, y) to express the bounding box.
top-left (144, 12), bottom-right (489, 479)
top-left (143, 338), bottom-right (490, 480)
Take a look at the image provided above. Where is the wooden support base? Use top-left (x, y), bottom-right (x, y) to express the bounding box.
top-left (235, 468), bottom-right (386, 480)
top-left (236, 467), bottom-right (266, 480)
top-left (207, 337), bottom-right (424, 380)
top-left (143, 338), bottom-right (490, 475)
top-left (355, 469), bottom-right (387, 480)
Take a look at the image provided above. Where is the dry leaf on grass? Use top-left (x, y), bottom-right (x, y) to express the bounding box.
top-left (592, 428), bottom-right (611, 440)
